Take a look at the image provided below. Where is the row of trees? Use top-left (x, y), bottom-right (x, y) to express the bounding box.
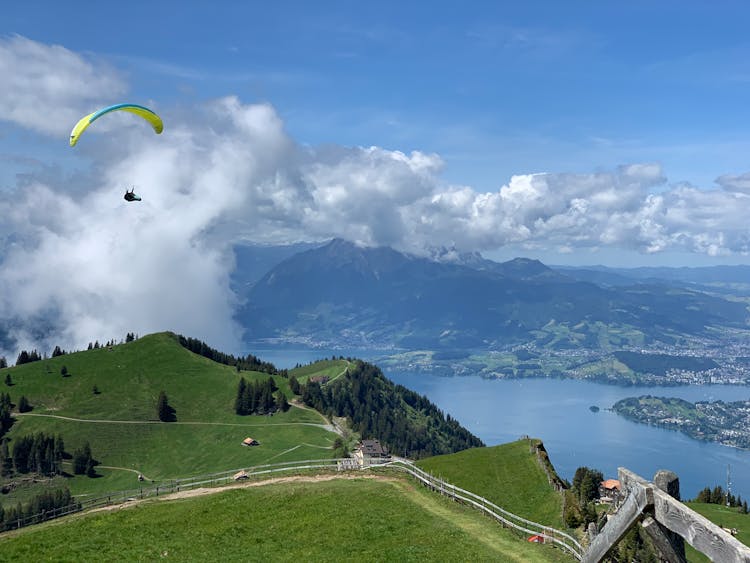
top-left (177, 334), bottom-right (284, 375)
top-left (15, 349), bottom-right (42, 366)
top-left (0, 488), bottom-right (79, 532)
top-left (2, 331), bottom-right (139, 369)
top-left (5, 432), bottom-right (65, 476)
top-left (301, 361), bottom-right (484, 458)
top-left (694, 485), bottom-right (749, 513)
top-left (234, 377), bottom-right (289, 415)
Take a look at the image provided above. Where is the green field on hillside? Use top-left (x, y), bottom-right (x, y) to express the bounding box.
top-left (416, 439), bottom-right (565, 529)
top-left (0, 477), bottom-right (571, 562)
top-left (0, 333), bottom-right (341, 503)
top-left (684, 502), bottom-right (750, 562)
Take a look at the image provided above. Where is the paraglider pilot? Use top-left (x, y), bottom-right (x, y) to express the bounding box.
top-left (124, 188), bottom-right (141, 202)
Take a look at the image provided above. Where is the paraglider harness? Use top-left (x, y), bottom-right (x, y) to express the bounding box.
top-left (124, 188), bottom-right (141, 202)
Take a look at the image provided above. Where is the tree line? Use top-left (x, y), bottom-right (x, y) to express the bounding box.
top-left (301, 360), bottom-right (484, 459)
top-left (234, 377), bottom-right (289, 415)
top-left (0, 487), bottom-right (79, 532)
top-left (2, 332), bottom-right (140, 368)
top-left (693, 485), bottom-right (749, 513)
top-left (1, 431), bottom-right (98, 479)
top-left (177, 334), bottom-right (284, 375)
top-left (2, 432), bottom-right (65, 476)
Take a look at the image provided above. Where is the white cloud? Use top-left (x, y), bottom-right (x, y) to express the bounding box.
top-left (2, 37), bottom-right (750, 356)
top-left (0, 35), bottom-right (126, 136)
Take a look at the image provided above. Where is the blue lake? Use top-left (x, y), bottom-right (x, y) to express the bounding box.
top-left (254, 346), bottom-right (750, 500)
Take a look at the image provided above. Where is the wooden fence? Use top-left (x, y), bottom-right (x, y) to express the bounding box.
top-left (12, 457), bottom-right (746, 562)
top-left (583, 467), bottom-right (750, 562)
top-left (1, 456), bottom-right (584, 559)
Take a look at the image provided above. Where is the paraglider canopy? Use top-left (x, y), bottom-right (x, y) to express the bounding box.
top-left (69, 103), bottom-right (163, 147)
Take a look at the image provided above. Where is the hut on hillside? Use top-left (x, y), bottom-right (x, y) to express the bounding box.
top-left (353, 439), bottom-right (389, 467)
top-left (242, 437), bottom-right (259, 446)
top-left (599, 479), bottom-right (622, 503)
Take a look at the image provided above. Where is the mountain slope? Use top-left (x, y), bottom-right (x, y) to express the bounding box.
top-left (237, 239), bottom-right (750, 350)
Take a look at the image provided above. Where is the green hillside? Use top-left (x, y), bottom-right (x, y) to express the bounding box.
top-left (0, 477), bottom-right (570, 562)
top-left (0, 333), bottom-right (578, 561)
top-left (416, 439), bottom-right (565, 529)
top-left (0, 333), bottom-right (339, 498)
top-left (683, 503), bottom-right (750, 562)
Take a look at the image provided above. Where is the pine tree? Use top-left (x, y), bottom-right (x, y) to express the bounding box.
top-left (0, 357), bottom-right (6, 369)
top-left (0, 439), bottom-right (12, 477)
top-left (157, 391), bottom-right (173, 422)
top-left (17, 396), bottom-right (31, 413)
top-left (277, 392), bottom-right (290, 412)
top-left (289, 375), bottom-right (300, 395)
top-left (235, 378), bottom-right (247, 415)
top-left (3, 374), bottom-right (10, 387)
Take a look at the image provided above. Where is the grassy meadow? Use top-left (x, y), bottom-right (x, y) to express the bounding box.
top-left (416, 439), bottom-right (565, 529)
top-left (0, 477), bottom-right (572, 562)
top-left (1, 333), bottom-right (341, 501)
top-left (683, 502), bottom-right (750, 562)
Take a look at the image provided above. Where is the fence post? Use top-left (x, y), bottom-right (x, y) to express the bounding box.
top-left (647, 470), bottom-right (686, 563)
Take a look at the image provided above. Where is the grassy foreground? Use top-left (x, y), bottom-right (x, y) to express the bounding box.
top-left (416, 439), bottom-right (565, 529)
top-left (0, 476), bottom-right (571, 562)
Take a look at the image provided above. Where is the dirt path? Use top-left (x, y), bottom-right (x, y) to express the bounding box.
top-left (90, 473), bottom-right (399, 513)
top-left (96, 466), bottom-right (151, 481)
top-left (13, 412), bottom-right (334, 432)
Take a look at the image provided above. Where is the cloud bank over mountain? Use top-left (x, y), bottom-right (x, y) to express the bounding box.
top-left (1, 36), bottom-right (748, 354)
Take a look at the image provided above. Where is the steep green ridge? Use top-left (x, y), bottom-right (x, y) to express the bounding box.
top-left (302, 360), bottom-right (484, 458)
top-left (0, 478), bottom-right (570, 562)
top-left (416, 439), bottom-right (565, 529)
top-left (0, 333), bottom-right (335, 498)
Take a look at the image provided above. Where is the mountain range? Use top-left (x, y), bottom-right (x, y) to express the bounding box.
top-left (234, 239), bottom-right (750, 351)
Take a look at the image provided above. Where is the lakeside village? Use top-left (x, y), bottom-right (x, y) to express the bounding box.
top-left (379, 334), bottom-right (750, 385)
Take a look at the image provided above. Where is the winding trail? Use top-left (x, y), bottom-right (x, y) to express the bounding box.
top-left (13, 412), bottom-right (336, 433)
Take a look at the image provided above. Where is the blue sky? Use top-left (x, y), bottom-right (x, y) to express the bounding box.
top-left (7, 1), bottom-right (750, 191)
top-left (2, 1), bottom-right (750, 351)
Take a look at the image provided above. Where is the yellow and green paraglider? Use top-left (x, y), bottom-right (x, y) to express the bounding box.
top-left (69, 103), bottom-right (163, 147)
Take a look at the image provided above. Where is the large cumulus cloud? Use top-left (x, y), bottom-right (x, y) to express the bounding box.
top-left (1, 36), bottom-right (749, 355)
top-left (0, 35), bottom-right (126, 136)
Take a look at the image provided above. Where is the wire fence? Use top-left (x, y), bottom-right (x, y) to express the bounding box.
top-left (1, 456), bottom-right (584, 559)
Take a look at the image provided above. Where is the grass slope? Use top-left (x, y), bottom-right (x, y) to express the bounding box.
top-left (0, 477), bottom-right (571, 562)
top-left (416, 439), bottom-right (564, 529)
top-left (1, 333), bottom-right (339, 501)
top-left (683, 502), bottom-right (750, 562)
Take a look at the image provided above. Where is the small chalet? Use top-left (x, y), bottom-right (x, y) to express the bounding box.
top-left (242, 437), bottom-right (259, 447)
top-left (599, 479), bottom-right (622, 503)
top-left (233, 470), bottom-right (249, 481)
top-left (353, 439), bottom-right (390, 467)
top-left (309, 375), bottom-right (329, 384)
